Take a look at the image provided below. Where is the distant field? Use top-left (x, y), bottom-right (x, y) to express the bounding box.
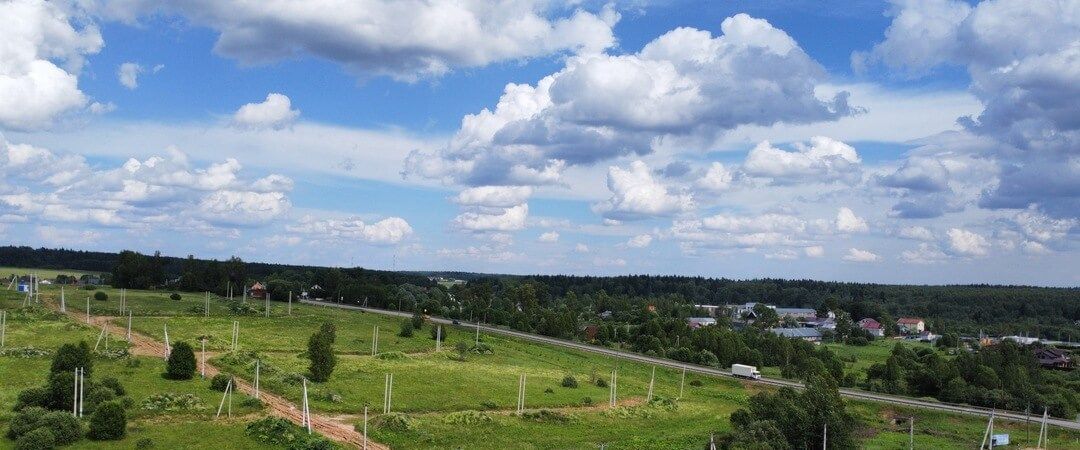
top-left (0, 266), bottom-right (102, 280)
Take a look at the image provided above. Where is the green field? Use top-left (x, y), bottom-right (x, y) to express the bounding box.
top-left (0, 267), bottom-right (102, 280)
top-left (3, 283), bottom-right (1079, 449)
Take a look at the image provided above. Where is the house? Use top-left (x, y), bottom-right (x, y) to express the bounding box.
top-left (598, 310), bottom-right (613, 320)
top-left (896, 317), bottom-right (925, 334)
top-left (581, 324), bottom-right (599, 342)
top-left (1033, 348), bottom-right (1073, 370)
top-left (694, 304), bottom-right (723, 317)
top-left (1003, 335), bottom-right (1039, 345)
top-left (803, 317), bottom-right (836, 330)
top-left (687, 317), bottom-right (717, 329)
top-left (249, 282), bottom-right (267, 299)
top-left (727, 302), bottom-right (762, 321)
top-left (770, 327), bottom-right (822, 343)
top-left (857, 318), bottom-right (885, 337)
top-left (774, 307), bottom-right (822, 321)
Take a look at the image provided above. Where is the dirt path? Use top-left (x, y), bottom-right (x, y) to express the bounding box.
top-left (65, 309), bottom-right (388, 449)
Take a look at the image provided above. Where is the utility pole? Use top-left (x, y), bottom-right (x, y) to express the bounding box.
top-left (908, 417), bottom-right (913, 450)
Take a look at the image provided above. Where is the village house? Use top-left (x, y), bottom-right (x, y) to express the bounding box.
top-left (896, 317), bottom-right (925, 334)
top-left (693, 304), bottom-right (722, 317)
top-left (687, 317), bottom-right (717, 329)
top-left (1033, 348), bottom-right (1073, 370)
top-left (249, 282), bottom-right (267, 299)
top-left (857, 318), bottom-right (885, 337)
top-left (770, 327), bottom-right (822, 343)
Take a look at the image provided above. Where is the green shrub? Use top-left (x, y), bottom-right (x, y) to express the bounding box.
top-left (38, 411), bottom-right (82, 445)
top-left (93, 291), bottom-right (108, 301)
top-left (15, 427), bottom-right (55, 450)
top-left (594, 378), bottom-right (608, 388)
top-left (88, 400), bottom-right (126, 440)
top-left (454, 341), bottom-right (469, 361)
top-left (544, 387), bottom-right (554, 394)
top-left (169, 293), bottom-right (181, 301)
top-left (135, 437), bottom-right (155, 449)
top-left (397, 319), bottom-right (414, 337)
top-left (14, 387), bottom-right (49, 410)
top-left (689, 379), bottom-right (703, 387)
top-left (99, 377), bottom-right (126, 396)
top-left (307, 324), bottom-right (336, 382)
top-left (140, 393), bottom-right (204, 412)
top-left (6, 406), bottom-right (47, 439)
top-left (519, 409), bottom-right (571, 423)
top-left (479, 400), bottom-right (498, 410)
top-left (209, 374), bottom-right (233, 391)
top-left (50, 341), bottom-right (92, 376)
top-left (245, 417), bottom-right (336, 450)
top-left (85, 386), bottom-right (117, 413)
top-left (561, 375), bottom-right (578, 388)
top-left (165, 341), bottom-right (196, 380)
top-left (582, 396), bottom-right (594, 406)
top-left (240, 396), bottom-right (264, 409)
top-left (374, 413), bottom-right (413, 432)
top-left (471, 342), bottom-right (494, 354)
top-left (443, 410), bottom-right (493, 426)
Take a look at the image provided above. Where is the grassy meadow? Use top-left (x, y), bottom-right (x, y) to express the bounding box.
top-left (2, 282), bottom-right (1079, 449)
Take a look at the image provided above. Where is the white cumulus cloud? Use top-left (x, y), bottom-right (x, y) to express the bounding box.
top-left (232, 93), bottom-right (300, 130)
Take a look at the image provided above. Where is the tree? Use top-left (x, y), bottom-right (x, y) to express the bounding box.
top-left (454, 341), bottom-right (469, 361)
top-left (51, 341), bottom-right (92, 376)
top-left (87, 400), bottom-right (126, 440)
top-left (307, 322), bottom-right (336, 382)
top-left (165, 342), bottom-right (196, 380)
top-left (752, 304), bottom-right (780, 329)
top-left (93, 291), bottom-right (108, 301)
top-left (398, 319), bottom-right (414, 338)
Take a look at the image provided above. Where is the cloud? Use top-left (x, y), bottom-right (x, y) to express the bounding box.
top-left (593, 160), bottom-right (694, 220)
top-left (593, 256), bottom-right (626, 267)
top-left (453, 186), bottom-right (533, 208)
top-left (896, 225), bottom-right (935, 241)
top-left (287, 215), bottom-right (413, 245)
top-left (626, 234), bottom-right (653, 248)
top-left (452, 204), bottom-right (528, 232)
top-left (946, 227), bottom-right (989, 257)
top-left (538, 231), bottom-right (559, 243)
top-left (232, 93), bottom-right (300, 130)
top-left (900, 243), bottom-right (950, 264)
top-left (108, 1), bottom-right (619, 81)
top-left (804, 246), bottom-right (825, 258)
top-left (694, 162), bottom-right (736, 193)
top-left (117, 62), bottom-right (143, 89)
top-left (702, 212), bottom-right (806, 234)
top-left (843, 247), bottom-right (880, 262)
top-left (835, 207), bottom-right (869, 233)
top-left (879, 156), bottom-right (950, 192)
top-left (0, 135), bottom-right (293, 231)
top-left (743, 136), bottom-right (861, 184)
top-left (0, 0), bottom-right (103, 130)
top-left (575, 243), bottom-right (590, 253)
top-left (859, 0), bottom-right (1080, 218)
top-left (403, 13), bottom-right (853, 187)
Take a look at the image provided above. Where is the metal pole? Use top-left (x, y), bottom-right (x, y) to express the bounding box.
top-left (823, 422), bottom-right (827, 449)
top-left (646, 366), bottom-right (655, 402)
top-left (679, 367), bottom-right (686, 399)
top-left (60, 286), bottom-right (65, 313)
top-left (436, 325), bottom-right (442, 352)
top-left (908, 417), bottom-right (913, 450)
top-left (363, 406), bottom-right (368, 450)
top-left (72, 368), bottom-right (78, 416)
top-left (255, 359), bottom-right (260, 399)
top-left (205, 291), bottom-right (209, 317)
top-left (127, 311), bottom-right (132, 342)
top-left (216, 379), bottom-right (231, 419)
top-left (78, 367), bottom-right (84, 417)
top-left (288, 291), bottom-right (292, 316)
top-left (388, 373), bottom-right (393, 413)
top-left (0, 311), bottom-right (5, 348)
top-left (475, 321), bottom-right (480, 346)
top-left (201, 338), bottom-right (206, 378)
top-left (86, 297), bottom-right (90, 324)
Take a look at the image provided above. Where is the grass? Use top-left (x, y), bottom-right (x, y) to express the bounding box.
top-left (5, 283), bottom-right (1080, 449)
top-left (0, 267), bottom-right (102, 281)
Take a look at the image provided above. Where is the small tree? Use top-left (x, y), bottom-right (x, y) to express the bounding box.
top-left (411, 311), bottom-right (424, 330)
top-left (164, 341), bottom-right (196, 380)
top-left (88, 401), bottom-right (126, 440)
top-left (93, 291), bottom-right (108, 301)
top-left (398, 319), bottom-right (414, 338)
top-left (454, 341), bottom-right (469, 361)
top-left (51, 341), bottom-right (92, 376)
top-left (307, 325), bottom-right (336, 382)
top-left (15, 428), bottom-right (55, 450)
top-left (169, 293), bottom-right (181, 301)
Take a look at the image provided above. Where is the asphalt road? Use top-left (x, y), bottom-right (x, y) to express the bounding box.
top-left (302, 299), bottom-right (1080, 431)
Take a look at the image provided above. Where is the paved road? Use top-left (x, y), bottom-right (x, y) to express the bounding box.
top-left (302, 300), bottom-right (1080, 431)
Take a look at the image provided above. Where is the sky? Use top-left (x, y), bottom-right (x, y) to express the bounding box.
top-left (1, 0), bottom-right (1078, 285)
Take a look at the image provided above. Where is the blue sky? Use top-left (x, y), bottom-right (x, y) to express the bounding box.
top-left (1, 0), bottom-right (1077, 285)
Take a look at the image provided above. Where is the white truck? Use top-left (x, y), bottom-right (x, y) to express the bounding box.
top-left (731, 364), bottom-right (761, 380)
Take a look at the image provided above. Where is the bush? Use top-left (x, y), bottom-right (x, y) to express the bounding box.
top-left (165, 341), bottom-right (196, 380)
top-left (594, 378), bottom-right (608, 388)
top-left (99, 377), bottom-right (126, 397)
top-left (38, 411), bottom-right (82, 445)
top-left (88, 401), bottom-right (126, 440)
top-left (14, 387), bottom-right (49, 411)
top-left (85, 386), bottom-right (117, 413)
top-left (6, 406), bottom-right (47, 439)
top-left (479, 400), bottom-right (498, 410)
top-left (307, 323), bottom-right (336, 382)
top-left (15, 428), bottom-right (55, 450)
top-left (140, 393), bottom-right (204, 412)
top-left (169, 293), bottom-right (181, 301)
top-left (689, 379), bottom-right (703, 387)
top-left (454, 341), bottom-right (469, 361)
top-left (847, 336), bottom-right (869, 346)
top-left (50, 341), bottom-right (92, 376)
top-left (136, 438), bottom-right (155, 449)
top-left (93, 291), bottom-right (108, 301)
top-left (245, 417), bottom-right (335, 450)
top-left (210, 374), bottom-right (234, 392)
top-left (544, 387), bottom-right (554, 394)
top-left (561, 375), bottom-right (578, 388)
top-left (582, 396), bottom-right (594, 406)
top-left (397, 319), bottom-right (414, 338)
top-left (443, 410), bottom-right (493, 426)
top-left (374, 413), bottom-right (413, 432)
top-left (519, 409), bottom-right (571, 423)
